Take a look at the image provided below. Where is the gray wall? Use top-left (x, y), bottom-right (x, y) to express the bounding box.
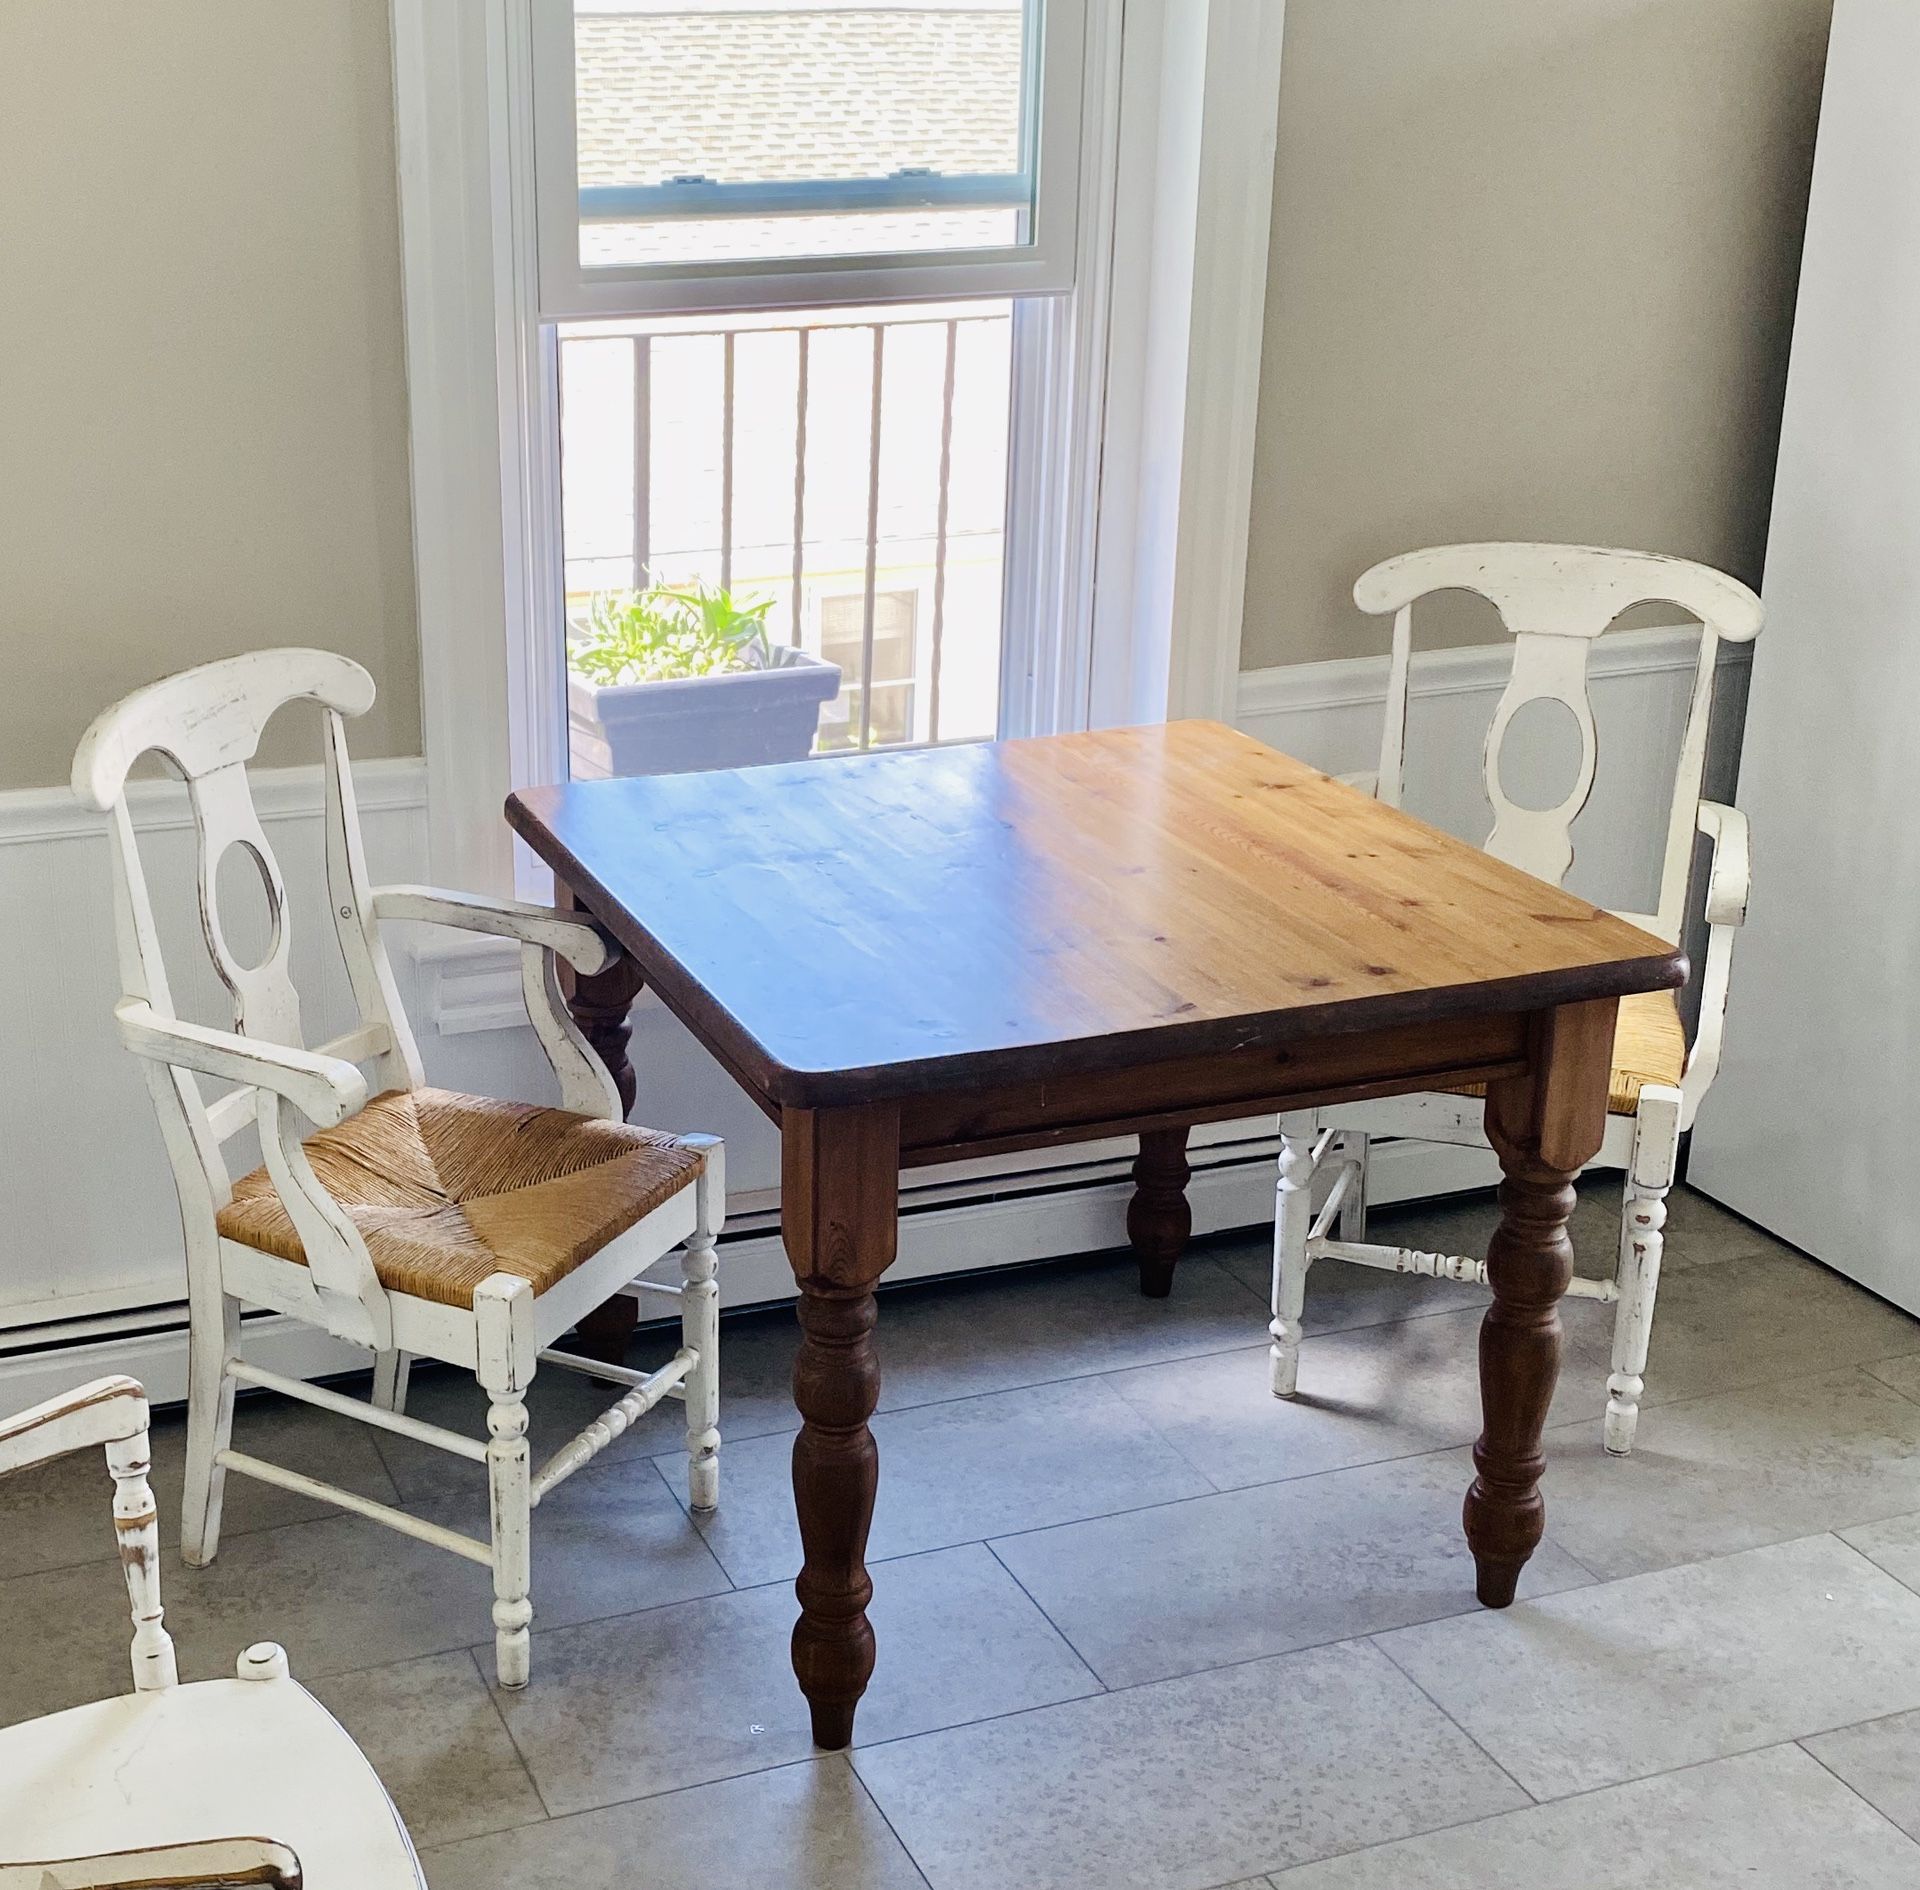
top-left (0, 0), bottom-right (418, 789)
top-left (1243, 0), bottom-right (1835, 669)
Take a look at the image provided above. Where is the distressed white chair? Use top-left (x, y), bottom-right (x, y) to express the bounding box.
top-left (72, 648), bottom-right (724, 1685)
top-left (1268, 545), bottom-right (1761, 1453)
top-left (0, 1376), bottom-right (425, 1887)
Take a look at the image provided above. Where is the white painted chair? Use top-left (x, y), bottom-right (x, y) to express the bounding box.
top-left (1268, 545), bottom-right (1761, 1453)
top-left (0, 1376), bottom-right (425, 1887)
top-left (72, 649), bottom-right (724, 1685)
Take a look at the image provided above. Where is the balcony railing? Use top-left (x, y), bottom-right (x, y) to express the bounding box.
top-left (559, 304), bottom-right (1013, 757)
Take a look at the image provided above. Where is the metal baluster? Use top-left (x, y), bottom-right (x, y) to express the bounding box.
top-left (858, 324), bottom-right (886, 751)
top-left (928, 320), bottom-right (959, 746)
top-left (631, 335), bottom-right (652, 591)
top-left (720, 329), bottom-right (736, 594)
top-left (790, 329), bottom-right (810, 648)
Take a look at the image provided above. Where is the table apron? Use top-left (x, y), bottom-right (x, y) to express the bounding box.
top-left (896, 1011), bottom-right (1529, 1166)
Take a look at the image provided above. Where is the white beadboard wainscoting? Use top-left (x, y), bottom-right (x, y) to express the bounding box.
top-left (0, 622), bottom-right (1744, 1406)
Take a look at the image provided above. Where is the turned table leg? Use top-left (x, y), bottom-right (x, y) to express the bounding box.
top-left (559, 883), bottom-right (649, 1365)
top-left (1128, 1125), bottom-right (1192, 1298)
top-left (782, 1103), bottom-right (900, 1748)
top-left (1467, 1000), bottom-right (1617, 1606)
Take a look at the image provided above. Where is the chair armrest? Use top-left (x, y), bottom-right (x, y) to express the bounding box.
top-left (372, 885), bottom-right (615, 975)
top-left (0, 1376), bottom-right (147, 1478)
top-left (115, 1003), bottom-right (367, 1128)
top-left (1696, 801), bottom-right (1750, 928)
top-left (0, 1838), bottom-right (302, 1889)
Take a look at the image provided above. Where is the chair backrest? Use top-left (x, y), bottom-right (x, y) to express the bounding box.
top-left (70, 651), bottom-right (424, 1279)
top-left (0, 1376), bottom-right (177, 1694)
top-left (1354, 544), bottom-right (1764, 945)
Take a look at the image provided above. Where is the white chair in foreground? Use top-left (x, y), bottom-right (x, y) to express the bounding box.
top-left (1268, 544), bottom-right (1761, 1454)
top-left (0, 1376), bottom-right (424, 1887)
top-left (73, 649), bottom-right (724, 1685)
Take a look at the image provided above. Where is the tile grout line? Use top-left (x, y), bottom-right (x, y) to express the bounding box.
top-left (1824, 1526), bottom-right (1920, 1604)
top-left (838, 1751), bottom-right (938, 1889)
top-left (1795, 1731), bottom-right (1920, 1851)
top-left (1256, 1736), bottom-right (1920, 1886)
top-left (412, 1751), bottom-right (831, 1862)
top-left (980, 1537), bottom-right (1110, 1696)
top-left (1864, 1355), bottom-right (1920, 1408)
top-left (854, 1519), bottom-right (1920, 1755)
top-left (1364, 1630), bottom-right (1541, 1807)
top-left (460, 1642), bottom-right (562, 1828)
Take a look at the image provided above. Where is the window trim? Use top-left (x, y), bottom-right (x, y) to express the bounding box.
top-left (389, 0), bottom-right (1284, 1025)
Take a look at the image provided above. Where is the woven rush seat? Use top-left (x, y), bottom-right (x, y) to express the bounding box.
top-left (217, 1087), bottom-right (704, 1309)
top-left (1445, 987), bottom-right (1688, 1117)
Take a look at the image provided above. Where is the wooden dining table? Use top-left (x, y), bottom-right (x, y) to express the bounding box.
top-left (507, 719), bottom-right (1685, 1749)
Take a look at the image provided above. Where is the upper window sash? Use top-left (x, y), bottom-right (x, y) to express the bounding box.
top-left (529, 0), bottom-right (1087, 320)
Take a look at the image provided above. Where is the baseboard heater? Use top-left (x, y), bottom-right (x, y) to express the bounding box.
top-left (0, 1134), bottom-right (1500, 1412)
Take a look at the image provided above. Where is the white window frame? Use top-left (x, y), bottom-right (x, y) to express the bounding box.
top-left (389, 0), bottom-right (1284, 1027)
top-left (531, 0), bottom-right (1090, 319)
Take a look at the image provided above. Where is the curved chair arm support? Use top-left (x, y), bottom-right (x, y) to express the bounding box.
top-left (1679, 802), bottom-right (1752, 1129)
top-left (519, 943), bottom-right (623, 1120)
top-left (371, 886), bottom-right (616, 975)
top-left (0, 1376), bottom-right (147, 1478)
top-left (371, 886), bottom-right (624, 1119)
top-left (115, 1003), bottom-right (368, 1128)
top-left (116, 1005), bottom-right (389, 1347)
top-left (1696, 801), bottom-right (1750, 928)
top-left (256, 1090), bottom-right (392, 1352)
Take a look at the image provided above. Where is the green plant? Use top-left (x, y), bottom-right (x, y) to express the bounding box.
top-left (569, 581), bottom-right (775, 685)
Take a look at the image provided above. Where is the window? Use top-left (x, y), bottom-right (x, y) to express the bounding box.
top-left (532, 0), bottom-right (1083, 785)
top-left (390, 0), bottom-right (1281, 913)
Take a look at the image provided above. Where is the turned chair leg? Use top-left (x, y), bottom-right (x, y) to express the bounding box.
top-left (1269, 1111), bottom-right (1318, 1397)
top-left (681, 1247), bottom-right (721, 1514)
top-left (371, 1350), bottom-right (412, 1416)
top-left (107, 1427), bottom-right (179, 1692)
top-left (181, 1286), bottom-right (240, 1569)
top-left (476, 1277), bottom-right (535, 1688)
top-left (1605, 1086), bottom-right (1681, 1456)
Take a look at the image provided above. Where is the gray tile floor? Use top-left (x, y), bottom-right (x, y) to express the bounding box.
top-left (8, 1180), bottom-right (1920, 1887)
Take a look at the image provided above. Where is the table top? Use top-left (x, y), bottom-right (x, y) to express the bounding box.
top-left (509, 721), bottom-right (1685, 1108)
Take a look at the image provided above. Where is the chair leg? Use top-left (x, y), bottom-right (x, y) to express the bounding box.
top-left (1335, 1130), bottom-right (1370, 1241)
top-left (475, 1276), bottom-right (535, 1688)
top-left (371, 1350), bottom-right (412, 1416)
top-left (1605, 1087), bottom-right (1682, 1456)
top-left (483, 1388), bottom-right (533, 1687)
top-left (1269, 1111), bottom-right (1318, 1398)
top-left (181, 1285), bottom-right (240, 1569)
top-left (681, 1242), bottom-right (722, 1515)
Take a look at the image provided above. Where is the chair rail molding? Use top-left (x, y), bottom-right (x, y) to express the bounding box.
top-left (0, 758), bottom-right (425, 849)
